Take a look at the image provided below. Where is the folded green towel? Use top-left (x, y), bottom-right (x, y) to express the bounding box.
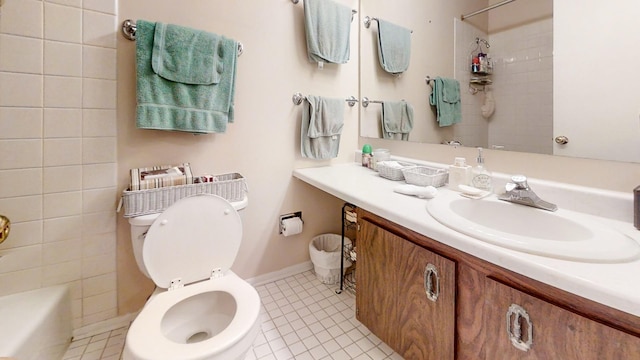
top-left (429, 77), bottom-right (462, 127)
top-left (377, 19), bottom-right (411, 74)
top-left (136, 20), bottom-right (238, 134)
top-left (382, 100), bottom-right (414, 141)
top-left (152, 22), bottom-right (223, 85)
top-left (301, 95), bottom-right (345, 159)
top-left (303, 0), bottom-right (352, 64)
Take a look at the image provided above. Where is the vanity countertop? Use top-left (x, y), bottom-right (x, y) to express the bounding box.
top-left (293, 162), bottom-right (640, 318)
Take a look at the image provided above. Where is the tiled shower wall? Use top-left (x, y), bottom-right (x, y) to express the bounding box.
top-left (454, 18), bottom-right (553, 154)
top-left (0, 0), bottom-right (117, 329)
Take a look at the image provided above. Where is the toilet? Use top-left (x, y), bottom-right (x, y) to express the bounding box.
top-left (123, 194), bottom-right (261, 360)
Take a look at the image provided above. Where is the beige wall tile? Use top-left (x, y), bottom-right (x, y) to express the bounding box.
top-left (83, 290), bottom-right (116, 315)
top-left (0, 268), bottom-right (41, 296)
top-left (82, 10), bottom-right (116, 48)
top-left (83, 163), bottom-right (117, 189)
top-left (0, 34), bottom-right (43, 73)
top-left (43, 138), bottom-right (82, 166)
top-left (83, 46), bottom-right (116, 80)
top-left (0, 220), bottom-right (42, 250)
top-left (82, 78), bottom-right (116, 109)
top-left (82, 188), bottom-right (117, 213)
top-left (44, 108), bottom-right (82, 138)
top-left (43, 191), bottom-right (82, 218)
top-left (83, 109), bottom-right (116, 137)
top-left (82, 307), bottom-right (117, 326)
top-left (43, 165), bottom-right (82, 193)
top-left (83, 137), bottom-right (116, 164)
top-left (0, 168), bottom-right (42, 197)
top-left (43, 238), bottom-right (83, 265)
top-left (43, 215), bottom-right (82, 243)
top-left (0, 245), bottom-right (42, 273)
top-left (82, 211), bottom-right (116, 235)
top-left (82, 251), bottom-right (115, 278)
top-left (47, 0), bottom-right (81, 7)
top-left (42, 259), bottom-right (82, 285)
top-left (44, 76), bottom-right (82, 108)
top-left (0, 139), bottom-right (42, 169)
top-left (0, 196), bottom-right (42, 222)
top-left (82, 0), bottom-right (115, 15)
top-left (44, 40), bottom-right (82, 76)
top-left (82, 272), bottom-right (116, 298)
top-left (44, 2), bottom-right (82, 43)
top-left (0, 0), bottom-right (43, 38)
top-left (0, 108), bottom-right (43, 139)
top-left (0, 73), bottom-right (43, 107)
top-left (82, 232), bottom-right (116, 258)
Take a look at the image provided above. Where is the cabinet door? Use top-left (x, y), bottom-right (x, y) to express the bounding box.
top-left (484, 277), bottom-right (640, 359)
top-left (356, 219), bottom-right (456, 360)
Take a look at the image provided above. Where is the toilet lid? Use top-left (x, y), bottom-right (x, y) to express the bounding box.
top-left (142, 194), bottom-right (242, 289)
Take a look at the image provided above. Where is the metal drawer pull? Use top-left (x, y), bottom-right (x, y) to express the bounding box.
top-left (506, 303), bottom-right (533, 351)
top-left (424, 263), bottom-right (440, 302)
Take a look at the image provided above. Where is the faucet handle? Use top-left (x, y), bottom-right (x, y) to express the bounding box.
top-left (510, 175), bottom-right (529, 190)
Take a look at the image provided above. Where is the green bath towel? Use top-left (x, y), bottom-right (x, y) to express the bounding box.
top-left (377, 19), bottom-right (411, 75)
top-left (382, 100), bottom-right (414, 141)
top-left (430, 77), bottom-right (462, 127)
top-left (303, 0), bottom-right (352, 64)
top-left (136, 20), bottom-right (238, 134)
top-left (301, 95), bottom-right (345, 159)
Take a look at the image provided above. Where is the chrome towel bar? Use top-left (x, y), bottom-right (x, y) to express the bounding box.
top-left (121, 19), bottom-right (244, 56)
top-left (292, 92), bottom-right (358, 107)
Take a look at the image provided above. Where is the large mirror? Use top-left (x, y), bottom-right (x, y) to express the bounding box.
top-left (360, 0), bottom-right (640, 163)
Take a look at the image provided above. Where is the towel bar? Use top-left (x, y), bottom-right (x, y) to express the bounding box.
top-left (364, 16), bottom-right (413, 33)
top-left (291, 0), bottom-right (358, 20)
top-left (292, 92), bottom-right (358, 107)
top-left (121, 19), bottom-right (244, 56)
top-left (361, 97), bottom-right (383, 108)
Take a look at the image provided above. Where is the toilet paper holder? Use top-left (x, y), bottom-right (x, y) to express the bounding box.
top-left (279, 211), bottom-right (303, 234)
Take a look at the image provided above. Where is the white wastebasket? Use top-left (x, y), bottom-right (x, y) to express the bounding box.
top-left (309, 234), bottom-right (352, 284)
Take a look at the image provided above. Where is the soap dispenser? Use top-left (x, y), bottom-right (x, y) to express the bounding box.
top-left (471, 147), bottom-right (492, 192)
top-left (448, 157), bottom-right (471, 191)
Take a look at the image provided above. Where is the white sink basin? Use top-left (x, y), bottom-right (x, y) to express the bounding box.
top-left (426, 191), bottom-right (640, 263)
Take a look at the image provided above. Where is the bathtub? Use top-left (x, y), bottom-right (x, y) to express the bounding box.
top-left (0, 285), bottom-right (72, 360)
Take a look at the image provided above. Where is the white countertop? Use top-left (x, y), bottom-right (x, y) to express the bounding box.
top-left (293, 162), bottom-right (640, 317)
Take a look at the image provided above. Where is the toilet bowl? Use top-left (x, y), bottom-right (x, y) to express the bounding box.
top-left (123, 194), bottom-right (261, 360)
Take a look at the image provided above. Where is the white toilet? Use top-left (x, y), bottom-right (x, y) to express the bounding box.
top-left (123, 194), bottom-right (261, 360)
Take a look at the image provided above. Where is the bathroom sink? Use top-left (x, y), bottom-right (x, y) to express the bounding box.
top-left (426, 191), bottom-right (640, 263)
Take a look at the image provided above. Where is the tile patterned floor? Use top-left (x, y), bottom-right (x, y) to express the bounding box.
top-left (62, 270), bottom-right (402, 360)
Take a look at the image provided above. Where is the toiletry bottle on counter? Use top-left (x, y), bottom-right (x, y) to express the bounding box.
top-left (362, 144), bottom-right (373, 168)
top-left (471, 147), bottom-right (492, 192)
top-left (448, 157), bottom-right (471, 190)
top-left (372, 148), bottom-right (390, 171)
top-left (634, 185), bottom-right (640, 230)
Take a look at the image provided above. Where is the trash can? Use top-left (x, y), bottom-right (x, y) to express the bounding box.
top-left (309, 234), bottom-right (352, 284)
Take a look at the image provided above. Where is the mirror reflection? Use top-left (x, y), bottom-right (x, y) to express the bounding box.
top-left (360, 0), bottom-right (640, 163)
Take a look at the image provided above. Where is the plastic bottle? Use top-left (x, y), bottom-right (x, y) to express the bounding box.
top-left (634, 185), bottom-right (640, 230)
top-left (471, 147), bottom-right (492, 192)
top-left (448, 157), bottom-right (471, 191)
top-left (362, 144), bottom-right (373, 168)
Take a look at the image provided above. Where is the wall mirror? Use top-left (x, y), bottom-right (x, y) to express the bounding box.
top-left (359, 0), bottom-right (640, 163)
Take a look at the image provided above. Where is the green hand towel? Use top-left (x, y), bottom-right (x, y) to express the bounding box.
top-left (136, 20), bottom-right (238, 134)
top-left (430, 77), bottom-right (462, 127)
top-left (303, 0), bottom-right (352, 64)
top-left (377, 19), bottom-right (411, 75)
top-left (301, 95), bottom-right (345, 159)
top-left (382, 100), bottom-right (414, 141)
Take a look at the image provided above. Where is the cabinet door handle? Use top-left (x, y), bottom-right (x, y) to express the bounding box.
top-left (423, 263), bottom-right (440, 302)
top-left (506, 303), bottom-right (533, 351)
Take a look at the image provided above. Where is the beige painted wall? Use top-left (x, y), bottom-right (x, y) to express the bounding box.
top-left (117, 0), bottom-right (359, 314)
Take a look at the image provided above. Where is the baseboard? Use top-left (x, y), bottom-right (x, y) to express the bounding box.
top-left (72, 312), bottom-right (138, 340)
top-left (246, 261), bottom-right (313, 286)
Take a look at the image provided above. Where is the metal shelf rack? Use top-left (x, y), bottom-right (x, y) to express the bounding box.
top-left (337, 202), bottom-right (357, 294)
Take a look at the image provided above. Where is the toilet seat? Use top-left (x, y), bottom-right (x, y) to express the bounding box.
top-left (125, 272), bottom-right (261, 360)
top-left (143, 194), bottom-right (242, 289)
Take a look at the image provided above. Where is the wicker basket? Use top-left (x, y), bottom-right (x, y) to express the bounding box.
top-left (401, 166), bottom-right (449, 187)
top-left (121, 173), bottom-right (247, 218)
top-left (377, 161), bottom-right (416, 181)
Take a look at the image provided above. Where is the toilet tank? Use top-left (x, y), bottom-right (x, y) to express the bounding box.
top-left (128, 196), bottom-right (248, 279)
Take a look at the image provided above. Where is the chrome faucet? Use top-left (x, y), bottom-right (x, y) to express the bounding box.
top-left (498, 175), bottom-right (557, 212)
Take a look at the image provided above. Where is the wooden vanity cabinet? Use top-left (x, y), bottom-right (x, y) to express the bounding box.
top-left (355, 209), bottom-right (640, 360)
top-left (356, 216), bottom-right (456, 360)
